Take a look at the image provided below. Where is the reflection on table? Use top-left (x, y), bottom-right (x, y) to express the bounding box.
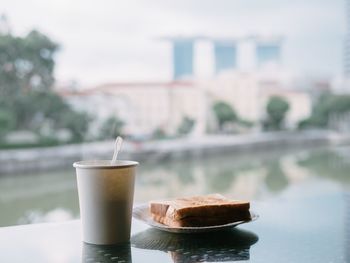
top-left (131, 228), bottom-right (258, 262)
top-left (82, 243), bottom-right (132, 263)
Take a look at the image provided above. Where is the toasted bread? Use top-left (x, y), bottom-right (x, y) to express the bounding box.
top-left (149, 194), bottom-right (250, 227)
top-left (150, 194), bottom-right (250, 220)
top-left (152, 210), bottom-right (251, 227)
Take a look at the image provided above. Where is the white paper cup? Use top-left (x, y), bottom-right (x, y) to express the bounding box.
top-left (73, 160), bottom-right (138, 245)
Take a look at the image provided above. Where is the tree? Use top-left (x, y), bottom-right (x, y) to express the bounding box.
top-left (299, 93), bottom-right (350, 129)
top-left (152, 127), bottom-right (167, 140)
top-left (212, 101), bottom-right (238, 131)
top-left (0, 26), bottom-right (92, 144)
top-left (99, 115), bottom-right (124, 140)
top-left (264, 96), bottom-right (290, 130)
top-left (177, 116), bottom-right (195, 135)
top-left (0, 30), bottom-right (58, 98)
top-left (0, 29), bottom-right (59, 131)
top-left (0, 110), bottom-right (15, 140)
top-left (60, 111), bottom-right (92, 142)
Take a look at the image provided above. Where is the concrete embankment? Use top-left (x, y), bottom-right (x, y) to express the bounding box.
top-left (1, 131), bottom-right (349, 175)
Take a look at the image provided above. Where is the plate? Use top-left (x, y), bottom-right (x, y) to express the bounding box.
top-left (132, 204), bottom-right (259, 233)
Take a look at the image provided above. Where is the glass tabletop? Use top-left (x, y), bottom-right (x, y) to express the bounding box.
top-left (0, 194), bottom-right (346, 263)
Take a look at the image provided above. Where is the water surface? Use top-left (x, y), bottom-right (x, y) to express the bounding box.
top-left (0, 145), bottom-right (349, 227)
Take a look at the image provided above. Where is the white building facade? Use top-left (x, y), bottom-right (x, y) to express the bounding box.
top-left (59, 71), bottom-right (311, 137)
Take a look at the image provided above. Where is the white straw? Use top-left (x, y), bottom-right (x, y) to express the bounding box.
top-left (111, 136), bottom-right (123, 164)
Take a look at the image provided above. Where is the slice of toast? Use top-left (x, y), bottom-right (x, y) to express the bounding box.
top-left (149, 194), bottom-right (250, 224)
top-left (152, 209), bottom-right (251, 227)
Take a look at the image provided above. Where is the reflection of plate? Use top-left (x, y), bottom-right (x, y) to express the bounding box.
top-left (132, 204), bottom-right (259, 233)
top-left (131, 227), bottom-right (258, 262)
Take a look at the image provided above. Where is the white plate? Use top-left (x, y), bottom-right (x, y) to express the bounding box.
top-left (132, 204), bottom-right (259, 233)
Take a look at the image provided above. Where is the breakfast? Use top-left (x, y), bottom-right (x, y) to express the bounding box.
top-left (149, 194), bottom-right (251, 227)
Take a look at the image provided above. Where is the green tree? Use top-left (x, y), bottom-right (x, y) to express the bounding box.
top-left (0, 110), bottom-right (15, 140)
top-left (212, 101), bottom-right (238, 131)
top-left (0, 27), bottom-right (91, 144)
top-left (299, 93), bottom-right (350, 129)
top-left (99, 116), bottom-right (124, 140)
top-left (0, 29), bottom-right (59, 131)
top-left (0, 30), bottom-right (58, 98)
top-left (152, 127), bottom-right (167, 140)
top-left (177, 116), bottom-right (195, 135)
top-left (264, 96), bottom-right (290, 130)
top-left (60, 111), bottom-right (91, 142)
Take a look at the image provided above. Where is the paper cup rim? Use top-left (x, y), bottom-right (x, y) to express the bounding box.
top-left (73, 160), bottom-right (139, 169)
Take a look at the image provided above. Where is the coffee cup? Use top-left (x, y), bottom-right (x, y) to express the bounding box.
top-left (73, 160), bottom-right (138, 245)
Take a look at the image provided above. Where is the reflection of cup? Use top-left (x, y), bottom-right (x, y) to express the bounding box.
top-left (82, 243), bottom-right (132, 263)
top-left (131, 228), bottom-right (258, 262)
top-left (74, 160), bottom-right (138, 245)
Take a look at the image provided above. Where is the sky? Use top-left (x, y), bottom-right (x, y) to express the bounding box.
top-left (2, 0), bottom-right (346, 86)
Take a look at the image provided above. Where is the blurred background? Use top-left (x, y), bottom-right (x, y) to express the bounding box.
top-left (0, 0), bottom-right (349, 232)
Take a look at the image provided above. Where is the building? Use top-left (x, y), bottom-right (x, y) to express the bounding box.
top-left (58, 70), bottom-right (311, 138)
top-left (204, 71), bottom-right (311, 130)
top-left (345, 0), bottom-right (350, 78)
top-left (204, 72), bottom-right (261, 122)
top-left (214, 41), bottom-right (237, 73)
top-left (260, 86), bottom-right (312, 129)
top-left (256, 42), bottom-right (281, 68)
top-left (57, 35), bottom-right (309, 137)
top-left (173, 40), bottom-right (194, 80)
top-left (164, 35), bottom-right (283, 80)
top-left (58, 81), bottom-right (206, 138)
top-left (254, 36), bottom-right (283, 69)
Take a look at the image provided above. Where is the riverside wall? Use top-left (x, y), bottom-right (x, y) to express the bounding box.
top-left (1, 131), bottom-right (350, 175)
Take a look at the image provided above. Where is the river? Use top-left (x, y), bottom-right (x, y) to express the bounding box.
top-left (0, 145), bottom-right (349, 227)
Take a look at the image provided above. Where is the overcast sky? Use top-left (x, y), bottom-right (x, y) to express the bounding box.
top-left (2, 0), bottom-right (345, 86)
